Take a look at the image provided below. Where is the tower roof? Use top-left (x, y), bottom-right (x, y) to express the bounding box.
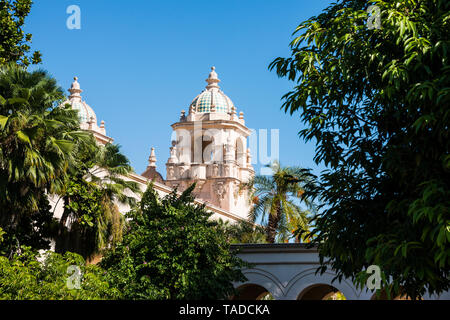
top-left (61, 77), bottom-right (111, 144)
top-left (64, 77), bottom-right (97, 125)
top-left (141, 147), bottom-right (164, 183)
top-left (189, 67), bottom-right (235, 113)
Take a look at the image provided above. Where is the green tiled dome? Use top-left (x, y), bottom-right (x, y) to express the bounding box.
top-left (71, 101), bottom-right (90, 123)
top-left (191, 90), bottom-right (233, 113)
top-left (189, 67), bottom-right (235, 113)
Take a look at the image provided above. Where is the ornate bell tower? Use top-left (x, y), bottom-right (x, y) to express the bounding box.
top-left (165, 67), bottom-right (254, 218)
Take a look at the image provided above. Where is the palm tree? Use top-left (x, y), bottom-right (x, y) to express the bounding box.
top-left (88, 143), bottom-right (141, 208)
top-left (219, 219), bottom-right (267, 244)
top-left (241, 161), bottom-right (316, 243)
top-left (56, 141), bottom-right (141, 260)
top-left (0, 63), bottom-right (89, 253)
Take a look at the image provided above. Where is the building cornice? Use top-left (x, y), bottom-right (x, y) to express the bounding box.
top-left (171, 119), bottom-right (252, 137)
top-left (230, 243), bottom-right (319, 254)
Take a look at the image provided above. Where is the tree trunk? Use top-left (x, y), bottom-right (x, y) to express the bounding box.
top-left (266, 204), bottom-right (281, 243)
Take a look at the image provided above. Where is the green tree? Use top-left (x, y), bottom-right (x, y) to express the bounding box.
top-left (100, 183), bottom-right (248, 299)
top-left (220, 219), bottom-right (267, 244)
top-left (0, 246), bottom-right (117, 299)
top-left (270, 0), bottom-right (449, 299)
top-left (241, 161), bottom-right (316, 243)
top-left (0, 63), bottom-right (89, 256)
top-left (55, 141), bottom-right (141, 261)
top-left (0, 0), bottom-right (42, 66)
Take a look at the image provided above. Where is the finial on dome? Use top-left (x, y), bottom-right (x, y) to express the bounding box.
top-left (205, 66), bottom-right (220, 90)
top-left (69, 76), bottom-right (82, 100)
top-left (148, 147), bottom-right (157, 167)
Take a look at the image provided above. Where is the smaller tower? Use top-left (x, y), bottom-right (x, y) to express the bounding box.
top-left (62, 77), bottom-right (113, 145)
top-left (141, 147), bottom-right (164, 183)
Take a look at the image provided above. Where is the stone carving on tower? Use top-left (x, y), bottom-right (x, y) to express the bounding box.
top-left (165, 67), bottom-right (254, 219)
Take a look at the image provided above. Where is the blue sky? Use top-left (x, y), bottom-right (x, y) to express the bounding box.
top-left (27, 0), bottom-right (333, 178)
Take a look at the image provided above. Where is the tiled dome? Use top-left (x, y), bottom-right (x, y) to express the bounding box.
top-left (71, 100), bottom-right (97, 123)
top-left (189, 67), bottom-right (234, 113)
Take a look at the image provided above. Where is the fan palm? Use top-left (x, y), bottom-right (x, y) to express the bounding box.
top-left (0, 63), bottom-right (89, 252)
top-left (241, 161), bottom-right (316, 243)
top-left (56, 141), bottom-right (141, 260)
top-left (88, 143), bottom-right (141, 207)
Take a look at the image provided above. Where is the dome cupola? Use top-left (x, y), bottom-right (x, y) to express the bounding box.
top-left (61, 77), bottom-right (112, 145)
top-left (189, 67), bottom-right (234, 114)
top-left (65, 77), bottom-right (97, 125)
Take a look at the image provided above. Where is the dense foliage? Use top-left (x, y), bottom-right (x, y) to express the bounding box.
top-left (0, 248), bottom-right (117, 299)
top-left (270, 0), bottom-right (449, 298)
top-left (55, 142), bottom-right (139, 261)
top-left (220, 219), bottom-right (267, 244)
top-left (0, 0), bottom-right (41, 66)
top-left (100, 184), bottom-right (248, 299)
top-left (0, 63), bottom-right (89, 256)
top-left (0, 229), bottom-right (117, 299)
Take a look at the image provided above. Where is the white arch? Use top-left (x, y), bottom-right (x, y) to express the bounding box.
top-left (235, 268), bottom-right (285, 300)
top-left (284, 268), bottom-right (366, 300)
top-left (232, 244), bottom-right (450, 300)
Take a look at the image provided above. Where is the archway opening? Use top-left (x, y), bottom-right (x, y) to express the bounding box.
top-left (232, 284), bottom-right (274, 300)
top-left (297, 284), bottom-right (346, 300)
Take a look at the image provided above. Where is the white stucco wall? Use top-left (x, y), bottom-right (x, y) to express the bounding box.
top-left (232, 244), bottom-right (450, 300)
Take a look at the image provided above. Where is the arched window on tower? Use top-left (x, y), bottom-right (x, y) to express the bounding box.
top-left (203, 139), bottom-right (213, 163)
top-left (203, 129), bottom-right (223, 164)
top-left (236, 137), bottom-right (246, 167)
top-left (191, 132), bottom-right (221, 164)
